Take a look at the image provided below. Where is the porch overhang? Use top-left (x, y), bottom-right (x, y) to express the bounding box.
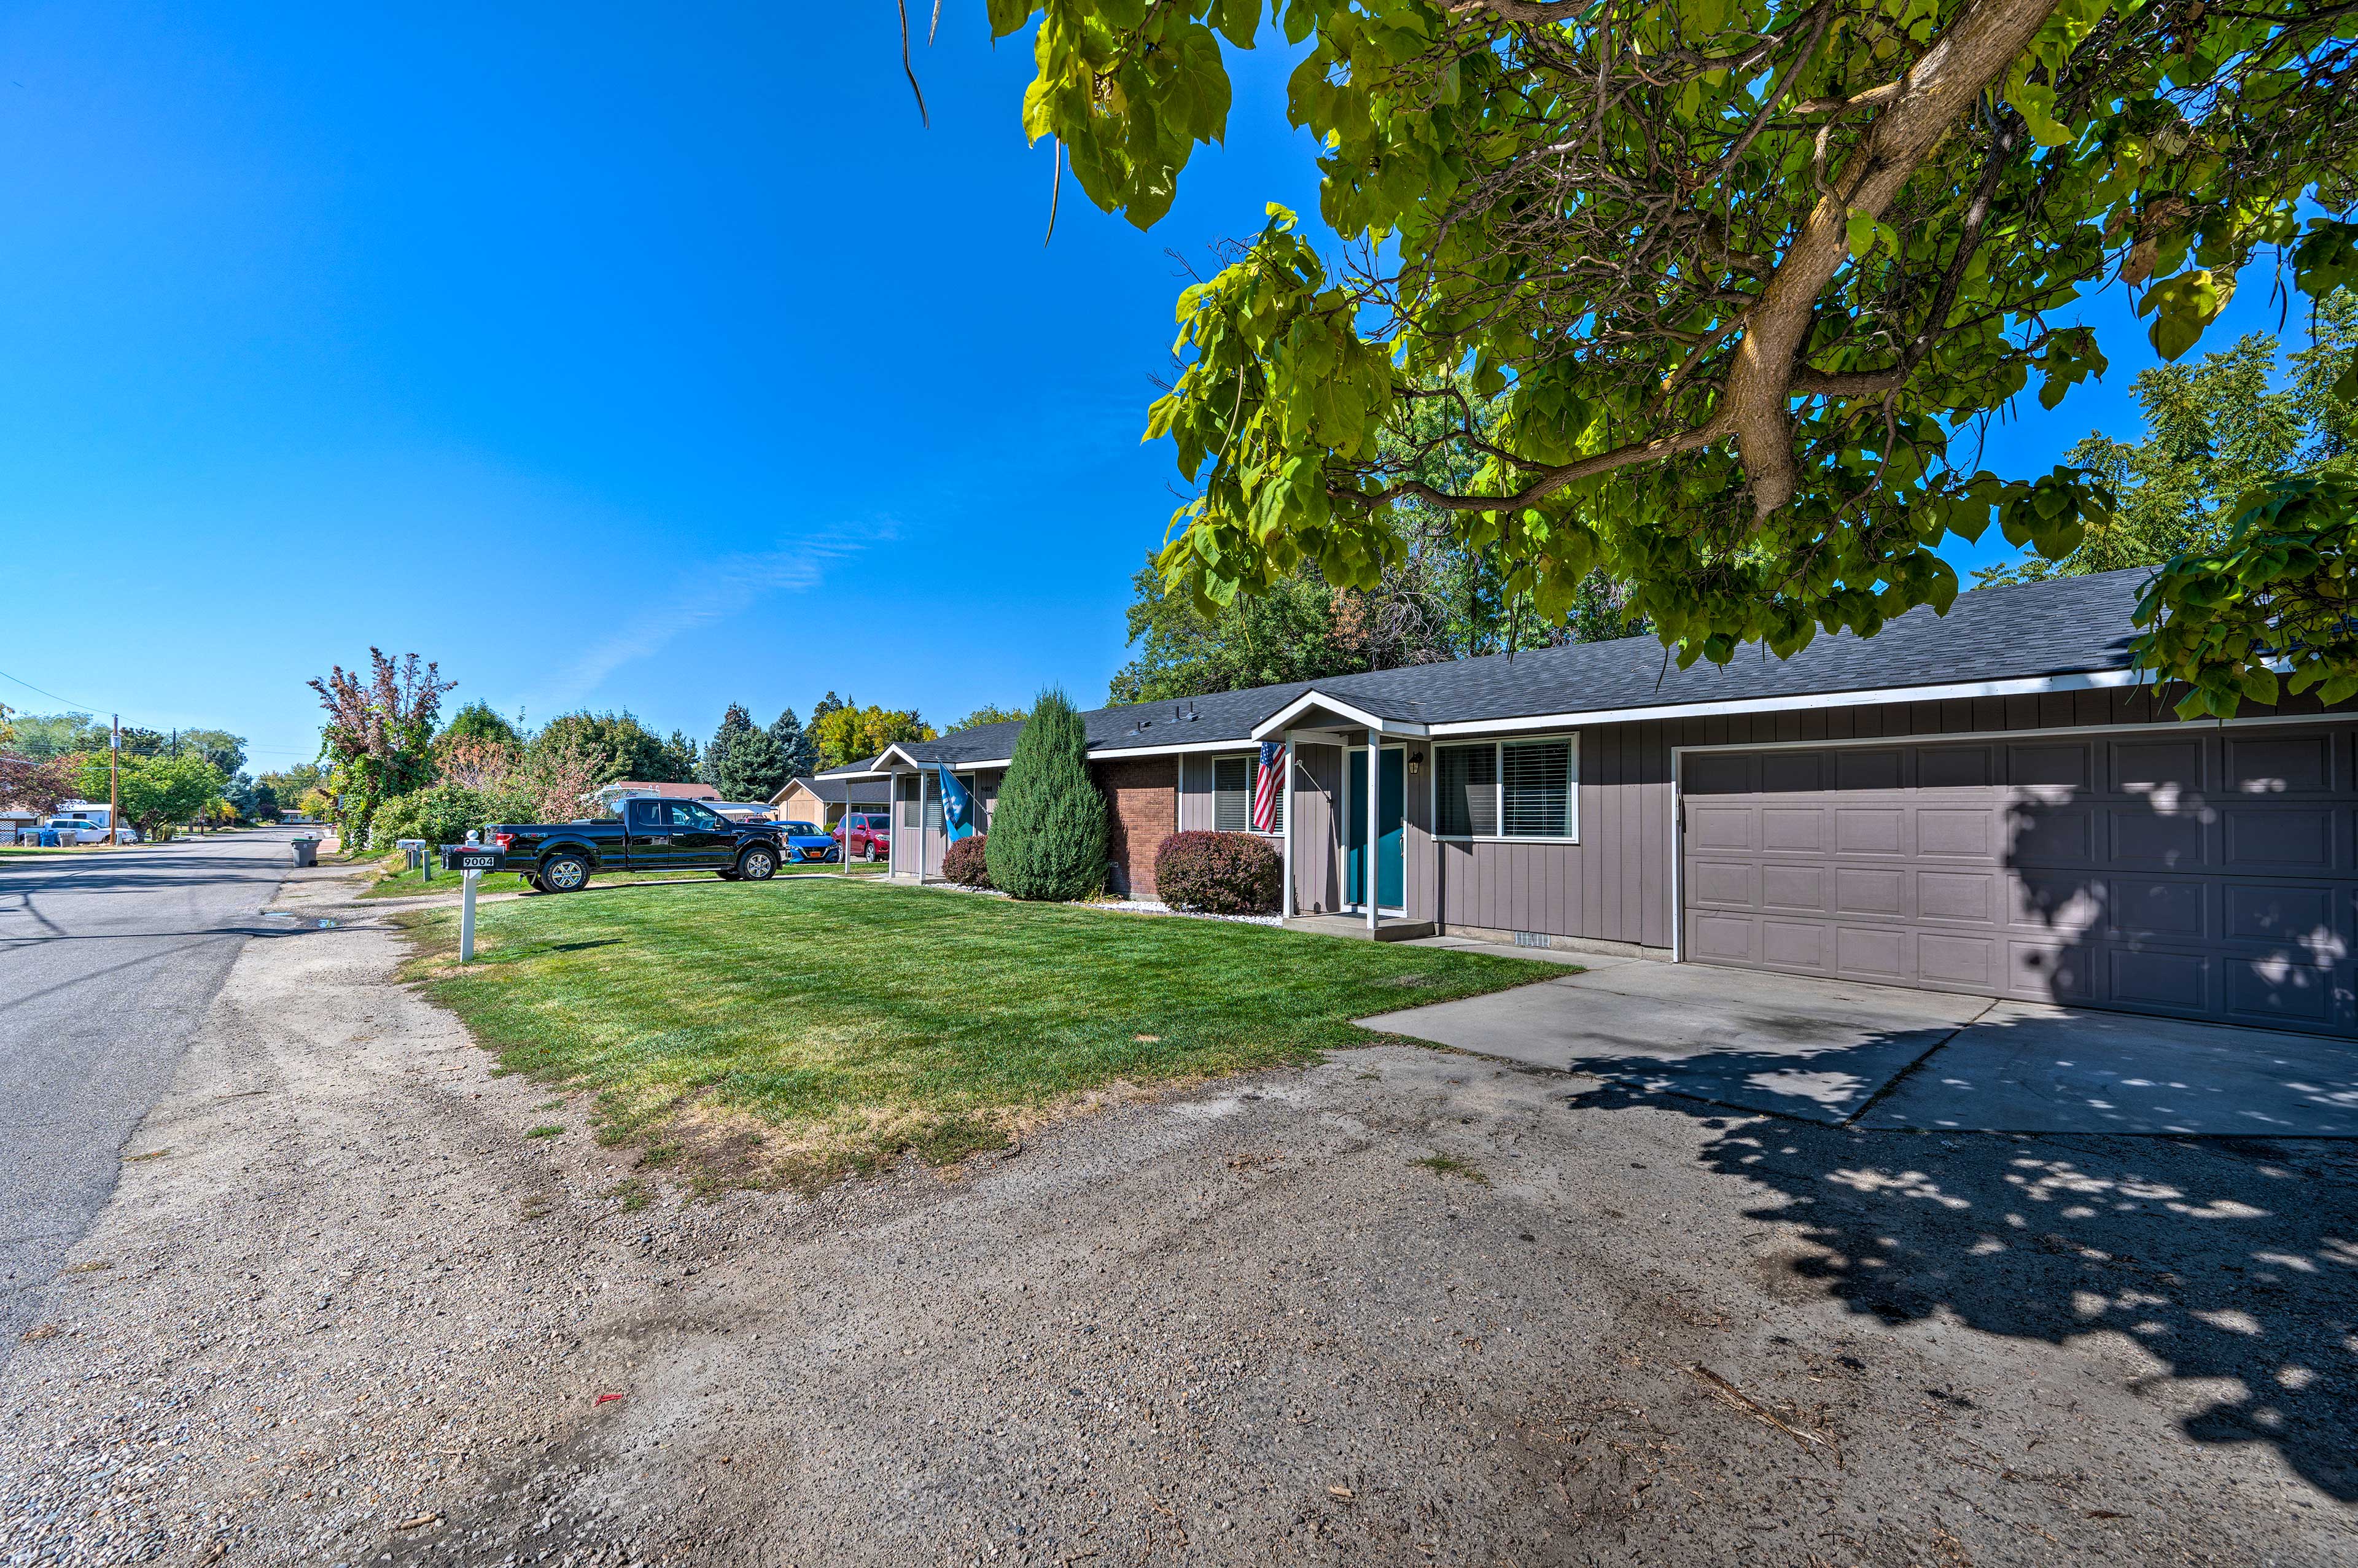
top-left (1250, 689), bottom-right (1428, 742)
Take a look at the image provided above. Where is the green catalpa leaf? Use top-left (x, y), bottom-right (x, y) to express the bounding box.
top-left (2010, 78), bottom-right (2073, 147)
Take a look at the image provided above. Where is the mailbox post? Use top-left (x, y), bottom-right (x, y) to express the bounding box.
top-left (439, 831), bottom-right (504, 963)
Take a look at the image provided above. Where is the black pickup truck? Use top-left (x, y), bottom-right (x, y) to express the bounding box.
top-left (489, 797), bottom-right (788, 892)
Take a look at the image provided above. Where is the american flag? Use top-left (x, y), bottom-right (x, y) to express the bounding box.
top-left (1253, 741), bottom-right (1284, 834)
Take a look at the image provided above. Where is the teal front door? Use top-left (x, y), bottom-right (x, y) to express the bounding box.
top-left (1345, 747), bottom-right (1406, 911)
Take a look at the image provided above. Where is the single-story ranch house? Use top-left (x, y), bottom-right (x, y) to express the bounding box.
top-left (817, 569), bottom-right (2357, 1038)
top-left (769, 772), bottom-right (892, 829)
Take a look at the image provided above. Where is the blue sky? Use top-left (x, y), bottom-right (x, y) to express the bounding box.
top-left (0, 4), bottom-right (2311, 768)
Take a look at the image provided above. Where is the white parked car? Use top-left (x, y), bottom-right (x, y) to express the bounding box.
top-left (45, 817), bottom-right (138, 844)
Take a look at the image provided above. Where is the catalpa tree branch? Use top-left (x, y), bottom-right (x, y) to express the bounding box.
top-left (997, 0), bottom-right (2358, 669)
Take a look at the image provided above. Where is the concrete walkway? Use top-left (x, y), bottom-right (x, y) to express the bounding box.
top-left (1361, 958), bottom-right (2358, 1135)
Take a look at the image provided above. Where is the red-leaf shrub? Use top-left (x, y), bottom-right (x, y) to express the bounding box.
top-left (943, 833), bottom-right (992, 888)
top-left (1153, 831), bottom-right (1280, 915)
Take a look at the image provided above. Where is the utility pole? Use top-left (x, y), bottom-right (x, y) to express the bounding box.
top-left (109, 715), bottom-right (120, 849)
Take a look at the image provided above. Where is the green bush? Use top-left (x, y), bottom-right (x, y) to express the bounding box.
top-left (983, 690), bottom-right (1106, 901)
top-left (370, 783), bottom-right (493, 852)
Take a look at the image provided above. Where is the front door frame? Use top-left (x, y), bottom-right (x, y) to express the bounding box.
top-left (1345, 743), bottom-right (1408, 915)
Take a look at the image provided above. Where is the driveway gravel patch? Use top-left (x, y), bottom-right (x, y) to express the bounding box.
top-left (1, 868), bottom-right (2352, 1566)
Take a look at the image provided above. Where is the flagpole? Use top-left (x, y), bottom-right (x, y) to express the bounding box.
top-left (1279, 739), bottom-right (1294, 922)
top-left (1366, 732), bottom-right (1379, 937)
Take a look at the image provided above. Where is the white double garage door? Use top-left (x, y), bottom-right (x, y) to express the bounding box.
top-left (1680, 721), bottom-right (2358, 1038)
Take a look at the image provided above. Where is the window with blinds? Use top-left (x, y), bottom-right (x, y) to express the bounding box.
top-left (1213, 756), bottom-right (1250, 831)
top-left (1211, 755), bottom-right (1283, 833)
top-left (1501, 740), bottom-right (1573, 837)
top-left (1432, 737), bottom-right (1576, 839)
top-left (1434, 743), bottom-right (1498, 837)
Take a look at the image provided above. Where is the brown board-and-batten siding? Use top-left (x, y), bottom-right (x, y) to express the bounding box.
top-left (1434, 721), bottom-right (1668, 947)
top-left (1287, 742), bottom-right (1345, 915)
top-left (1428, 686), bottom-right (2348, 957)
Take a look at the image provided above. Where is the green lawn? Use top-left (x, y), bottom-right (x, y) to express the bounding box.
top-left (399, 879), bottom-right (1555, 1187)
top-left (359, 857), bottom-right (889, 899)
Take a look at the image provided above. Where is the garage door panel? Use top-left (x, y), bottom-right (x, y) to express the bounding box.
top-left (2109, 809), bottom-right (2208, 869)
top-left (1687, 859), bottom-right (1757, 909)
top-left (1834, 867), bottom-right (1905, 917)
top-left (1759, 752), bottom-right (1824, 793)
top-left (1835, 925), bottom-right (1909, 981)
top-left (2227, 734), bottom-right (2335, 795)
top-left (1759, 864), bottom-right (1826, 913)
top-left (2109, 947), bottom-right (2211, 1014)
top-left (2009, 741), bottom-right (2094, 791)
top-left (1761, 807), bottom-right (1826, 853)
top-left (1689, 804), bottom-right (1754, 850)
top-left (1685, 753), bottom-right (1755, 796)
top-left (1916, 809), bottom-right (1993, 858)
top-left (1836, 808), bottom-right (1905, 855)
top-left (1681, 724), bottom-right (2358, 1037)
top-left (1689, 912), bottom-right (1759, 963)
top-left (2107, 877), bottom-right (2208, 941)
top-left (1920, 746), bottom-right (1997, 791)
top-left (2114, 737), bottom-right (2207, 794)
top-left (1919, 933), bottom-right (1996, 989)
top-left (2223, 806), bottom-right (2335, 869)
top-left (1761, 919), bottom-right (1831, 971)
top-left (2012, 872), bottom-right (2102, 936)
top-left (2222, 882), bottom-right (2340, 949)
top-left (2010, 940), bottom-right (2095, 1003)
top-left (1918, 870), bottom-right (1996, 924)
top-left (1835, 750), bottom-right (1908, 791)
top-left (2010, 804), bottom-right (2096, 866)
top-left (2222, 955), bottom-right (2341, 1030)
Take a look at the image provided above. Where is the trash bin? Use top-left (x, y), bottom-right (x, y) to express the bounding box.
top-left (290, 836), bottom-right (319, 868)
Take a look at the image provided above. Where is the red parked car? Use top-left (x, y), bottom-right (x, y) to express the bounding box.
top-left (835, 811), bottom-right (891, 863)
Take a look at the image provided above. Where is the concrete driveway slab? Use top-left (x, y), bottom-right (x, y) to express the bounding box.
top-left (1858, 1001), bottom-right (2358, 1136)
top-left (1360, 960), bottom-right (1990, 1122)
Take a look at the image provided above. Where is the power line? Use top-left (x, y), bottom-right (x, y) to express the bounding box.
top-left (0, 665), bottom-right (104, 712)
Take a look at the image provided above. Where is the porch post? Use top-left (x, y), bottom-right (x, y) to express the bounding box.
top-left (1366, 729), bottom-right (1379, 935)
top-left (1280, 736), bottom-right (1294, 921)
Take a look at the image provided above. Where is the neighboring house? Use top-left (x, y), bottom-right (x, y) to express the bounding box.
top-left (590, 780), bottom-right (722, 813)
top-left (769, 773), bottom-right (892, 830)
top-left (819, 569), bottom-right (2358, 1039)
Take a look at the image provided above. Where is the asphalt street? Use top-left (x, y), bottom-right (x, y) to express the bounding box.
top-left (0, 829), bottom-right (300, 1361)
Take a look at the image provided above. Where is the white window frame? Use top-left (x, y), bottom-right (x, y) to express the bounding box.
top-left (1430, 732), bottom-right (1580, 844)
top-left (1211, 751), bottom-right (1285, 837)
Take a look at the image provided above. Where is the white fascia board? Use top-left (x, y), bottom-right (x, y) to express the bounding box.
top-left (1083, 738), bottom-right (1266, 761)
top-left (1423, 667), bottom-right (2150, 737)
top-left (1249, 689), bottom-right (1429, 740)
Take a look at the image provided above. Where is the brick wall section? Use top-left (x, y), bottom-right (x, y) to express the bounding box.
top-left (1096, 756), bottom-right (1177, 899)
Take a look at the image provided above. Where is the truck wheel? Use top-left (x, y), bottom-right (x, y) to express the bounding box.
top-left (540, 852), bottom-right (591, 892)
top-left (736, 846), bottom-right (778, 881)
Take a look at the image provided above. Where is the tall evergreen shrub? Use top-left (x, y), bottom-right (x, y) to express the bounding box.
top-left (984, 689), bottom-right (1107, 901)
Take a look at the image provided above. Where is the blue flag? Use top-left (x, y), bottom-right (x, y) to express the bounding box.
top-left (937, 764), bottom-right (975, 840)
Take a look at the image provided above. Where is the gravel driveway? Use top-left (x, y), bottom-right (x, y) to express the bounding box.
top-left (2, 861), bottom-right (2352, 1567)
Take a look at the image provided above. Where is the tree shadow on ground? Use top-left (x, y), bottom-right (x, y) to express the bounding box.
top-left (1565, 1065), bottom-right (2358, 1499)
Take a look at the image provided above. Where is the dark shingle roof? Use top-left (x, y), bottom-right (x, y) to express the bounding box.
top-left (874, 569), bottom-right (2149, 764)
